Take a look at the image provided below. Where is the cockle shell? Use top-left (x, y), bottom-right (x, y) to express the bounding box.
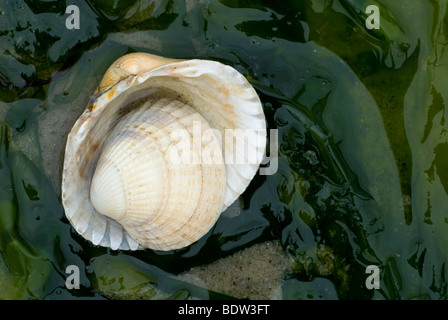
top-left (61, 52), bottom-right (266, 251)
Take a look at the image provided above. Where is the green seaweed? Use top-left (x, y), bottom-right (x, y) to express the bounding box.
top-left (88, 254), bottom-right (238, 300)
top-left (306, 0), bottom-right (418, 224)
top-left (0, 122), bottom-right (51, 299)
top-left (0, 121), bottom-right (92, 299)
top-left (282, 277), bottom-right (339, 300)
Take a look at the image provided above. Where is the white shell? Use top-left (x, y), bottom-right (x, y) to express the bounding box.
top-left (61, 53), bottom-right (266, 251)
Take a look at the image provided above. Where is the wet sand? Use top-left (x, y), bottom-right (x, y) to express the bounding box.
top-left (179, 240), bottom-right (294, 299)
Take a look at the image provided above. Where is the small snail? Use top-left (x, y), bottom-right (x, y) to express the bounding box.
top-left (61, 52), bottom-right (266, 251)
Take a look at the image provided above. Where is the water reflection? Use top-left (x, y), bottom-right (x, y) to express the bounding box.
top-left (1, 0), bottom-right (448, 300)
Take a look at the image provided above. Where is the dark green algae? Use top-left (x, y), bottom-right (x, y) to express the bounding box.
top-left (1, 0), bottom-right (448, 299)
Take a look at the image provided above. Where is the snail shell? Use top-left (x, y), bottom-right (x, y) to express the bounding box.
top-left (61, 52), bottom-right (266, 251)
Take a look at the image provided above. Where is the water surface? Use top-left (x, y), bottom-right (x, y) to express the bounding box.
top-left (1, 0), bottom-right (448, 300)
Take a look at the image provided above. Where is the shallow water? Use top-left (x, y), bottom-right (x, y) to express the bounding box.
top-left (1, 0), bottom-right (448, 300)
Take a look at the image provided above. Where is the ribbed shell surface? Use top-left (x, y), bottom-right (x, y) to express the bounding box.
top-left (89, 98), bottom-right (226, 250)
top-left (61, 53), bottom-right (266, 251)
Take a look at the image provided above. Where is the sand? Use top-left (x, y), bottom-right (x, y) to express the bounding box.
top-left (179, 240), bottom-right (294, 299)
